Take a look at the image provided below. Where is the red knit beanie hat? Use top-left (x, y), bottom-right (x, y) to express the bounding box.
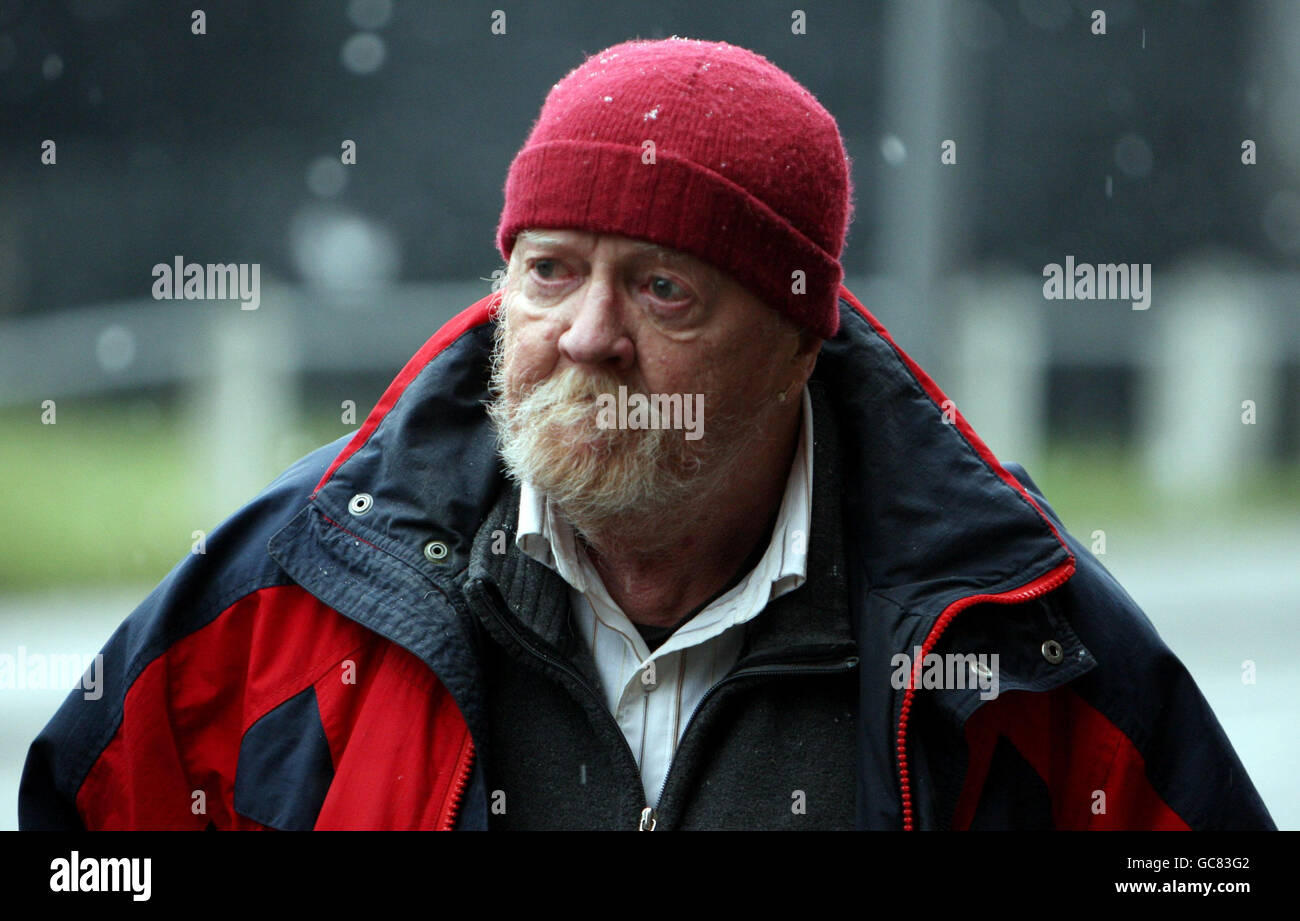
top-left (496, 36), bottom-right (854, 339)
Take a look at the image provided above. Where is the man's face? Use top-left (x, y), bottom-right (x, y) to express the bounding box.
top-left (486, 228), bottom-right (811, 537)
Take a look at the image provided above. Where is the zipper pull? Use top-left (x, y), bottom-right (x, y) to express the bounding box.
top-left (638, 807), bottom-right (657, 831)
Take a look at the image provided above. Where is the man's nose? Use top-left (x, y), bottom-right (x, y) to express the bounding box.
top-left (556, 276), bottom-right (635, 371)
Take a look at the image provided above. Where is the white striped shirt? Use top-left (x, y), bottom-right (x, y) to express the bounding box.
top-left (515, 385), bottom-right (813, 806)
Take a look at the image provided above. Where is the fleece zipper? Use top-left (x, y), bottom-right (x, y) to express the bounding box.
top-left (469, 575), bottom-right (858, 830)
top-left (468, 576), bottom-right (650, 829)
top-left (639, 655), bottom-right (860, 830)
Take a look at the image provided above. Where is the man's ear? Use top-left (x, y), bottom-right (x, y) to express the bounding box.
top-left (792, 327), bottom-right (822, 381)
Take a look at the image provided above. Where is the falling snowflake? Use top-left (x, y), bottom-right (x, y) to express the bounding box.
top-left (644, 106), bottom-right (659, 120)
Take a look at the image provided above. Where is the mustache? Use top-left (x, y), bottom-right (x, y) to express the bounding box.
top-left (516, 366), bottom-right (631, 406)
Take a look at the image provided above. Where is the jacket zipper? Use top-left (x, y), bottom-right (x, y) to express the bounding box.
top-left (441, 735), bottom-right (476, 831)
top-left (471, 576), bottom-right (858, 831)
top-left (896, 559), bottom-right (1075, 830)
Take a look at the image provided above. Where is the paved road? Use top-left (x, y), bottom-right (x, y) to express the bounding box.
top-left (2, 524), bottom-right (1295, 830)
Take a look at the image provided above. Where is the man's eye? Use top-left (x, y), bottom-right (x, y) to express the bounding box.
top-left (649, 276), bottom-right (685, 300)
top-left (531, 259), bottom-right (562, 280)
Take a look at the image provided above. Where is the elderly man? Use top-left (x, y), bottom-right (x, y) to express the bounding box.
top-left (21, 38), bottom-right (1273, 831)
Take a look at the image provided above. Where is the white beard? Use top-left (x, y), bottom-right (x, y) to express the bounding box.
top-left (484, 314), bottom-right (755, 543)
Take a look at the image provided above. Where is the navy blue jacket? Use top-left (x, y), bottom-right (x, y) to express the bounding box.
top-left (19, 285), bottom-right (1276, 830)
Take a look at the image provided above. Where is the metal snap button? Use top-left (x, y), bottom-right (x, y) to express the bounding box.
top-left (1041, 639), bottom-right (1064, 664)
top-left (423, 540), bottom-right (449, 563)
top-left (348, 493), bottom-right (373, 516)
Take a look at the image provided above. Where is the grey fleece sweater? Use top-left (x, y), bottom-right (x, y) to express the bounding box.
top-left (461, 381), bottom-right (860, 830)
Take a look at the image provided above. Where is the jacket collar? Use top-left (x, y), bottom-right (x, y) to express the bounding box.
top-left (822, 288), bottom-right (1075, 616)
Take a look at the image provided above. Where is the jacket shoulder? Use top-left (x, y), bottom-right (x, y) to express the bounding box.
top-left (19, 433), bottom-right (372, 829)
top-left (995, 461), bottom-right (1275, 829)
top-left (1001, 461), bottom-right (1158, 641)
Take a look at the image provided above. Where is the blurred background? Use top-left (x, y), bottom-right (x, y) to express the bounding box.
top-left (1, 0), bottom-right (1296, 829)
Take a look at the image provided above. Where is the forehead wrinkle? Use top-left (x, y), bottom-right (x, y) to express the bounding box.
top-left (627, 239), bottom-right (684, 263)
top-left (517, 230), bottom-right (687, 265)
top-left (515, 229), bottom-right (576, 250)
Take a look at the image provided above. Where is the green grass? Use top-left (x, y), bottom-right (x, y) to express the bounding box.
top-left (1033, 442), bottom-right (1300, 535)
top-left (0, 399), bottom-right (351, 591)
